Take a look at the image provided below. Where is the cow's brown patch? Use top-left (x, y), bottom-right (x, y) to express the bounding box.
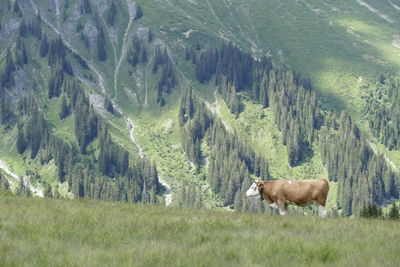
top-left (257, 179), bottom-right (329, 216)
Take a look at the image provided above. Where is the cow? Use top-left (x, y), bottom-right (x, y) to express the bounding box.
top-left (246, 179), bottom-right (329, 218)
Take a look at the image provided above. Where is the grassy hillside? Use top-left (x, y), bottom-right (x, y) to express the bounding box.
top-left (138, 0), bottom-right (400, 113)
top-left (1, 196), bottom-right (399, 267)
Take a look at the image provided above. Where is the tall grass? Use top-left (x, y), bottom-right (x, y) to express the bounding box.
top-left (1, 197), bottom-right (399, 266)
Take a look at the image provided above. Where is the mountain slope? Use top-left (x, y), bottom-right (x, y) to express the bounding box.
top-left (0, 0), bottom-right (399, 214)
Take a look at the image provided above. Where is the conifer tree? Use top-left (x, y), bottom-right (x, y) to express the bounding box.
top-left (195, 189), bottom-right (204, 209)
top-left (234, 190), bottom-right (243, 212)
top-left (0, 84), bottom-right (6, 124)
top-left (140, 46), bottom-right (148, 63)
top-left (141, 181), bottom-right (149, 203)
top-left (82, 0), bottom-right (91, 14)
top-left (185, 47), bottom-right (191, 61)
top-left (107, 1), bottom-right (117, 26)
top-left (40, 34), bottom-right (49, 57)
top-left (20, 40), bottom-right (28, 64)
top-left (0, 173), bottom-right (10, 191)
top-left (48, 64), bottom-right (64, 98)
top-left (44, 184), bottom-right (53, 198)
top-left (104, 95), bottom-right (114, 113)
top-left (2, 49), bottom-right (15, 88)
top-left (59, 94), bottom-right (69, 120)
top-left (179, 184), bottom-right (187, 207)
top-left (14, 49), bottom-right (23, 67)
top-left (134, 5), bottom-right (143, 20)
top-left (16, 127), bottom-right (27, 154)
top-left (97, 29), bottom-right (107, 61)
top-left (388, 202), bottom-right (399, 219)
top-left (229, 90), bottom-right (242, 117)
top-left (147, 29), bottom-right (153, 42)
top-left (13, 0), bottom-right (20, 13)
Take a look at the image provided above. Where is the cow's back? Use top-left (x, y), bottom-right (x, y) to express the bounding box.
top-left (273, 179), bottom-right (329, 206)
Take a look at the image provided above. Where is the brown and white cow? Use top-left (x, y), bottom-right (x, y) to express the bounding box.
top-left (246, 179), bottom-right (329, 217)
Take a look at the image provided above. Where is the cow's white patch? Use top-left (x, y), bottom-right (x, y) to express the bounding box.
top-left (246, 182), bottom-right (259, 197)
top-left (269, 202), bottom-right (278, 209)
top-left (279, 209), bottom-right (287, 216)
top-left (318, 205), bottom-right (327, 218)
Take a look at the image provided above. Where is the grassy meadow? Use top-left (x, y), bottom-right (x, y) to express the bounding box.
top-left (1, 196), bottom-right (399, 267)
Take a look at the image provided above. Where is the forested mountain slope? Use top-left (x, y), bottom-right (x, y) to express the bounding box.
top-left (1, 0), bottom-right (400, 215)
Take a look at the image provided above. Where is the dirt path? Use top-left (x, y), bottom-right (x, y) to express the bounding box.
top-left (205, 0), bottom-right (239, 43)
top-left (113, 0), bottom-right (136, 98)
top-left (389, 0), bottom-right (400, 11)
top-left (356, 0), bottom-right (395, 23)
top-left (367, 141), bottom-right (399, 172)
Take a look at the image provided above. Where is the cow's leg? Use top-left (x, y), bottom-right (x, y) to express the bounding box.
top-left (278, 201), bottom-right (287, 216)
top-left (269, 202), bottom-right (278, 209)
top-left (279, 208), bottom-right (287, 216)
top-left (318, 205), bottom-right (327, 218)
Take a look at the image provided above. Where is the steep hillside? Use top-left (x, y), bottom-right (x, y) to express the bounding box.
top-left (0, 0), bottom-right (400, 215)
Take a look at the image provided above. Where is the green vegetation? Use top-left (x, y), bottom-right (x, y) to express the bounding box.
top-left (219, 95), bottom-right (327, 181)
top-left (1, 0), bottom-right (400, 216)
top-left (1, 197), bottom-right (400, 266)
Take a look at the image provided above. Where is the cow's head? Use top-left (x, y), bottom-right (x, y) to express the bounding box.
top-left (246, 182), bottom-right (263, 198)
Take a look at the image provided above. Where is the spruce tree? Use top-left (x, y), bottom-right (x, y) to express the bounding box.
top-left (388, 202), bottom-right (399, 219)
top-left (21, 40), bottom-right (28, 64)
top-left (179, 185), bottom-right (187, 207)
top-left (147, 29), bottom-right (153, 42)
top-left (141, 181), bottom-right (150, 203)
top-left (107, 1), bottom-right (117, 26)
top-left (59, 94), bottom-right (69, 119)
top-left (53, 185), bottom-right (61, 199)
top-left (234, 190), bottom-right (243, 212)
top-left (44, 184), bottom-right (53, 198)
top-left (140, 46), bottom-right (148, 63)
top-left (97, 29), bottom-right (107, 61)
top-left (195, 189), bottom-right (203, 209)
top-left (0, 84), bottom-right (6, 124)
top-left (3, 49), bottom-right (15, 88)
top-left (134, 5), bottom-right (143, 20)
top-left (0, 173), bottom-right (10, 191)
top-left (14, 49), bottom-right (23, 67)
top-left (185, 47), bottom-right (190, 61)
top-left (104, 95), bottom-right (114, 113)
top-left (82, 0), bottom-right (91, 14)
top-left (229, 91), bottom-right (241, 117)
top-left (13, 0), bottom-right (20, 13)
top-left (150, 188), bottom-right (158, 204)
top-left (16, 127), bottom-right (27, 154)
